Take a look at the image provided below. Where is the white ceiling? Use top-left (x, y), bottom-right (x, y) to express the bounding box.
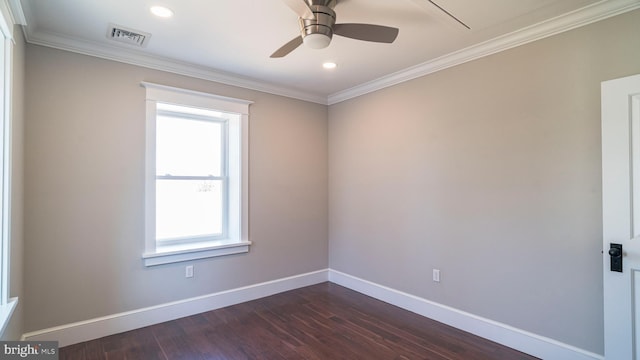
top-left (15, 0), bottom-right (640, 104)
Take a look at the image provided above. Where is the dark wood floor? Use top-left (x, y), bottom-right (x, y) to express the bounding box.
top-left (59, 282), bottom-right (538, 359)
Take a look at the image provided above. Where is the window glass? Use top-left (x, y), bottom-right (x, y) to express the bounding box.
top-left (156, 179), bottom-right (224, 241)
top-left (155, 113), bottom-right (223, 177)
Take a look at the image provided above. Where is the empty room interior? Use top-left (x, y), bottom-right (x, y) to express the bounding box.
top-left (0, 0), bottom-right (639, 359)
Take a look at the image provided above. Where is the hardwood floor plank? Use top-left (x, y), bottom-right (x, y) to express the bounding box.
top-left (58, 342), bottom-right (84, 360)
top-left (59, 282), bottom-right (539, 359)
top-left (319, 284), bottom-right (528, 359)
top-left (202, 326), bottom-right (253, 359)
top-left (101, 326), bottom-right (166, 360)
top-left (82, 339), bottom-right (105, 360)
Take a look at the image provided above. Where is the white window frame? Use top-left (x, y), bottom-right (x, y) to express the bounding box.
top-left (141, 82), bottom-right (251, 266)
top-left (155, 105), bottom-right (229, 245)
top-left (0, 0), bottom-right (17, 336)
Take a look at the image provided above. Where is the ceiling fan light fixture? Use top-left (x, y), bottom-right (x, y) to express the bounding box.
top-left (271, 0), bottom-right (398, 58)
top-left (303, 33), bottom-right (331, 49)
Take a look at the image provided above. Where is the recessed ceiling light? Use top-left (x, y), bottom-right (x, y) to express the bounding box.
top-left (323, 62), bottom-right (337, 69)
top-left (150, 6), bottom-right (174, 18)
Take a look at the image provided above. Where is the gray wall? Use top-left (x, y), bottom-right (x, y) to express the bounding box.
top-left (23, 45), bottom-right (328, 332)
top-left (328, 9), bottom-right (640, 355)
top-left (2, 24), bottom-right (26, 341)
top-left (20, 7), bottom-right (640, 356)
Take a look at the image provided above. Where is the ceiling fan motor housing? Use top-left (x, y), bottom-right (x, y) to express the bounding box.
top-left (299, 4), bottom-right (336, 49)
top-left (271, 0), bottom-right (398, 57)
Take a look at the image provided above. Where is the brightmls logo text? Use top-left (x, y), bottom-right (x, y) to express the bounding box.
top-left (0, 342), bottom-right (58, 359)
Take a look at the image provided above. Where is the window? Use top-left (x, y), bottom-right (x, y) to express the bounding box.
top-left (142, 82), bottom-right (251, 266)
top-left (0, 2), bottom-right (17, 335)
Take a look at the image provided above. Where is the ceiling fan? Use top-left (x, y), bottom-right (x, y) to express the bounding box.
top-left (270, 0), bottom-right (399, 58)
top-left (271, 0), bottom-right (470, 58)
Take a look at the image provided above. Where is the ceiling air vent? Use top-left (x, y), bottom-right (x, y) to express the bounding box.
top-left (107, 24), bottom-right (151, 47)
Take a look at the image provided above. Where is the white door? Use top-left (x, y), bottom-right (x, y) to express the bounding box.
top-left (602, 73), bottom-right (640, 359)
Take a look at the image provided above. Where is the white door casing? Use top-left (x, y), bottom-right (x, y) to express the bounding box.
top-left (602, 73), bottom-right (640, 360)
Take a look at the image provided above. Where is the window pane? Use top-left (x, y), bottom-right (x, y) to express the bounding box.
top-left (156, 115), bottom-right (223, 176)
top-left (156, 179), bottom-right (223, 241)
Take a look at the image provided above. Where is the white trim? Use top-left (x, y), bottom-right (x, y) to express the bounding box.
top-left (0, 297), bottom-right (16, 335)
top-left (141, 82), bottom-right (252, 114)
top-left (142, 240), bottom-right (252, 267)
top-left (144, 98), bottom-right (156, 260)
top-left (21, 269), bottom-right (329, 347)
top-left (0, 15), bottom-right (7, 307)
top-left (0, 29), bottom-right (10, 308)
top-left (327, 0), bottom-right (640, 105)
top-left (328, 269), bottom-right (603, 360)
top-left (18, 0), bottom-right (640, 105)
top-left (6, 0), bottom-right (25, 26)
top-left (327, 0), bottom-right (640, 104)
top-left (23, 31), bottom-right (328, 105)
top-left (19, 269), bottom-right (603, 359)
top-left (0, 1), bottom-right (13, 337)
top-left (0, 1), bottom-right (13, 40)
top-left (142, 82), bottom-right (250, 266)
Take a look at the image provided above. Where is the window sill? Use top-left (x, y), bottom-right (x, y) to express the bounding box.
top-left (0, 297), bottom-right (17, 337)
top-left (142, 240), bottom-right (251, 266)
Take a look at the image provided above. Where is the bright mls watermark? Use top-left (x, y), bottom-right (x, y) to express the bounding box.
top-left (0, 342), bottom-right (58, 359)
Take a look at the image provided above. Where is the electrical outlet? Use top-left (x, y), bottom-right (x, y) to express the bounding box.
top-left (185, 265), bottom-right (194, 278)
top-left (433, 269), bottom-right (440, 282)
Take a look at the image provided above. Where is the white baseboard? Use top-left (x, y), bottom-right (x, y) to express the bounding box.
top-left (21, 269), bottom-right (329, 347)
top-left (328, 269), bottom-right (603, 360)
top-left (21, 268), bottom-right (603, 360)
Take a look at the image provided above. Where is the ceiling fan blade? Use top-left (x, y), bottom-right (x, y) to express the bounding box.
top-left (281, 0), bottom-right (314, 19)
top-left (333, 24), bottom-right (399, 43)
top-left (409, 0), bottom-right (470, 30)
top-left (426, 0), bottom-right (470, 29)
top-left (270, 36), bottom-right (304, 58)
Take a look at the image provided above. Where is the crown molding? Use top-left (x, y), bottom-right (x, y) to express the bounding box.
top-left (327, 0), bottom-right (640, 105)
top-left (23, 30), bottom-right (329, 105)
top-left (7, 0), bottom-right (26, 26)
top-left (0, 0), bottom-right (25, 39)
top-left (16, 0), bottom-right (640, 106)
